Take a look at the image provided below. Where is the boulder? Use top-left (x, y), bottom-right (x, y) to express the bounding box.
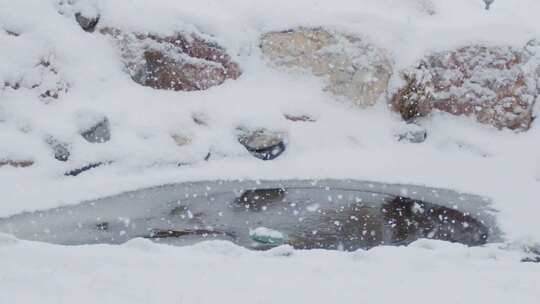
top-left (102, 28), bottom-right (241, 91)
top-left (260, 27), bottom-right (392, 107)
top-left (391, 45), bottom-right (538, 131)
top-left (237, 128), bottom-right (287, 160)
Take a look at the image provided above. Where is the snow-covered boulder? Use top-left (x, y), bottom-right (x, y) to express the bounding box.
top-left (260, 27), bottom-right (392, 107)
top-left (102, 28), bottom-right (241, 91)
top-left (391, 45), bottom-right (538, 131)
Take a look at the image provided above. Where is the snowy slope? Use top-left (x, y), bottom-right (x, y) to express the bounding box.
top-left (1, 0), bottom-right (540, 302)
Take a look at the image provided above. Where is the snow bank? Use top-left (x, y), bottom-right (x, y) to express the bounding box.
top-left (0, 238), bottom-right (538, 304)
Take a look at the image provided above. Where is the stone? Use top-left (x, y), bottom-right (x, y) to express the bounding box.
top-left (64, 162), bottom-right (104, 177)
top-left (237, 128), bottom-right (287, 160)
top-left (0, 159), bottom-right (33, 168)
top-left (192, 112), bottom-right (209, 126)
top-left (4, 29), bottom-right (19, 36)
top-left (171, 134), bottom-right (192, 146)
top-left (75, 12), bottom-right (99, 32)
top-left (391, 45), bottom-right (538, 131)
top-left (396, 124), bottom-right (427, 143)
top-left (80, 117), bottom-right (111, 143)
top-left (2, 57), bottom-right (68, 101)
top-left (102, 28), bottom-right (241, 91)
top-left (261, 27), bottom-right (392, 107)
top-left (521, 246), bottom-right (540, 263)
top-left (416, 0), bottom-right (436, 15)
top-left (284, 114), bottom-right (316, 122)
top-left (46, 137), bottom-right (70, 161)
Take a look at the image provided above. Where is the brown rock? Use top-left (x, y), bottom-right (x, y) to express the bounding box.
top-left (103, 28), bottom-right (241, 91)
top-left (261, 27), bottom-right (392, 107)
top-left (392, 45), bottom-right (538, 131)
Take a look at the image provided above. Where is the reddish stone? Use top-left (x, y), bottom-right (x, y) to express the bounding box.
top-left (103, 29), bottom-right (241, 91)
top-left (392, 45), bottom-right (537, 131)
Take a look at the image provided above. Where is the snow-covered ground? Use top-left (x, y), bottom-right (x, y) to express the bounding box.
top-left (0, 236), bottom-right (538, 304)
top-left (1, 0), bottom-right (540, 302)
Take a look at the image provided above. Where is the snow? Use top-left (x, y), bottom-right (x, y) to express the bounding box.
top-left (1, 0), bottom-right (540, 302)
top-left (0, 237), bottom-right (539, 304)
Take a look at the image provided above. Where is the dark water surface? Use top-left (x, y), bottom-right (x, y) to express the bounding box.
top-left (0, 180), bottom-right (500, 250)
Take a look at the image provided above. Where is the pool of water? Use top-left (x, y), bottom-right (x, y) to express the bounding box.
top-left (0, 180), bottom-right (501, 250)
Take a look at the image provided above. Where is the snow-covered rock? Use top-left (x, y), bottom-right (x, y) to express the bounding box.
top-left (102, 28), bottom-right (241, 91)
top-left (78, 114), bottom-right (111, 144)
top-left (1, 53), bottom-right (68, 101)
top-left (45, 137), bottom-right (70, 161)
top-left (284, 113), bottom-right (316, 122)
top-left (391, 44), bottom-right (538, 131)
top-left (171, 133), bottom-right (192, 146)
top-left (261, 27), bottom-right (392, 107)
top-left (74, 12), bottom-right (99, 33)
top-left (396, 124), bottom-right (427, 143)
top-left (237, 128), bottom-right (287, 160)
top-left (0, 159), bottom-right (33, 168)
